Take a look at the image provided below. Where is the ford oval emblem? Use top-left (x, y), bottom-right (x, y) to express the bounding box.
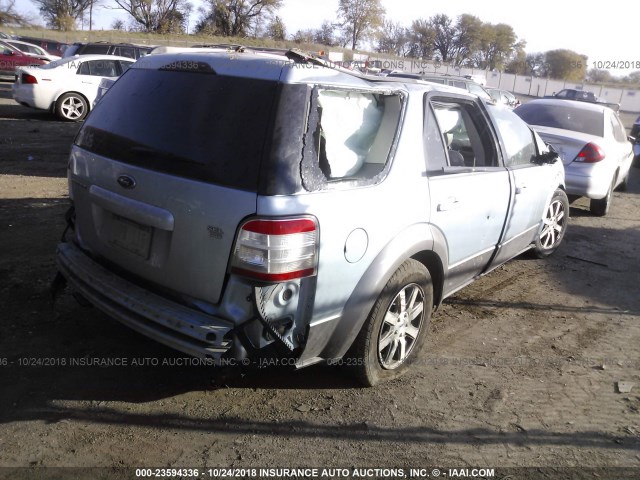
top-left (117, 175), bottom-right (136, 189)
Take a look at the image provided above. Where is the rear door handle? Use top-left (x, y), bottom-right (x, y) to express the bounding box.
top-left (516, 184), bottom-right (527, 194)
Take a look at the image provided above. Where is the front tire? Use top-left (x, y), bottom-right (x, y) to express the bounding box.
top-left (532, 189), bottom-right (569, 258)
top-left (348, 259), bottom-right (433, 387)
top-left (56, 92), bottom-right (89, 121)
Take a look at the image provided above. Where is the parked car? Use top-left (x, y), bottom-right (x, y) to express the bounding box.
top-left (0, 40), bottom-right (48, 79)
top-left (515, 99), bottom-right (633, 216)
top-left (464, 73), bottom-right (486, 86)
top-left (0, 32), bottom-right (11, 39)
top-left (5, 39), bottom-right (61, 62)
top-left (15, 36), bottom-right (69, 57)
top-left (630, 114), bottom-right (640, 139)
top-left (13, 55), bottom-right (134, 121)
top-left (487, 88), bottom-right (520, 109)
top-left (549, 88), bottom-right (620, 112)
top-left (54, 49), bottom-right (567, 386)
top-left (417, 73), bottom-right (493, 101)
top-left (63, 42), bottom-right (152, 60)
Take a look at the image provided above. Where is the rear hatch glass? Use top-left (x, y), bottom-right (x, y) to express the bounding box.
top-left (76, 67), bottom-right (279, 191)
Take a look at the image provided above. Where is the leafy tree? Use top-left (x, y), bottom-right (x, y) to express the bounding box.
top-left (586, 69), bottom-right (614, 83)
top-left (376, 20), bottom-right (408, 56)
top-left (291, 28), bottom-right (314, 44)
top-left (544, 49), bottom-right (587, 81)
top-left (622, 71), bottom-right (640, 84)
top-left (337, 0), bottom-right (385, 50)
top-left (406, 18), bottom-right (435, 59)
top-left (471, 23), bottom-right (518, 70)
top-left (266, 15), bottom-right (285, 40)
top-left (31, 0), bottom-right (94, 30)
top-left (451, 14), bottom-right (482, 66)
top-left (429, 14), bottom-right (456, 62)
top-left (313, 20), bottom-right (336, 47)
top-left (195, 0), bottom-right (282, 37)
top-left (1, 0), bottom-right (30, 25)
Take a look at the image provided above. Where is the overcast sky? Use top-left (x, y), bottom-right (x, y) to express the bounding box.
top-left (11, 0), bottom-right (636, 76)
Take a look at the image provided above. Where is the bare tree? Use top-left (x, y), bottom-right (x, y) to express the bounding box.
top-left (113, 0), bottom-right (187, 33)
top-left (111, 18), bottom-right (125, 30)
top-left (183, 1), bottom-right (192, 33)
top-left (31, 0), bottom-right (95, 30)
top-left (337, 0), bottom-right (385, 50)
top-left (195, 0), bottom-right (282, 37)
top-left (0, 0), bottom-right (30, 26)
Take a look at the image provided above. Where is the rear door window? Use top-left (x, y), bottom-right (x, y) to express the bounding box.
top-left (430, 99), bottom-right (499, 168)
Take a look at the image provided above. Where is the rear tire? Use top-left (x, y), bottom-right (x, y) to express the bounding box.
top-left (616, 171), bottom-right (629, 192)
top-left (348, 259), bottom-right (433, 387)
top-left (56, 92), bottom-right (89, 121)
top-left (532, 189), bottom-right (569, 258)
top-left (590, 176), bottom-right (615, 217)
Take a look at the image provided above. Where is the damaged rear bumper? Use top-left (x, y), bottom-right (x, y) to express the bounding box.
top-left (56, 242), bottom-right (234, 361)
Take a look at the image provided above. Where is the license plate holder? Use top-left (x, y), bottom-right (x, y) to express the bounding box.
top-left (109, 215), bottom-right (152, 259)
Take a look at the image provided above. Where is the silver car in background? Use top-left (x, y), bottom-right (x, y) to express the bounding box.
top-left (515, 99), bottom-right (634, 216)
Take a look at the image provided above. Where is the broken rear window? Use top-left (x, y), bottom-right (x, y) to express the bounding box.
top-left (301, 88), bottom-right (404, 191)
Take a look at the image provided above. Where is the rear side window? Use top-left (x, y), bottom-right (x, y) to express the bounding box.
top-left (79, 44), bottom-right (110, 55)
top-left (300, 88), bottom-right (403, 191)
top-left (75, 68), bottom-right (278, 191)
top-left (113, 46), bottom-right (135, 58)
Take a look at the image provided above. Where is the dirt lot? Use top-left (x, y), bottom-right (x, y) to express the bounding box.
top-left (0, 80), bottom-right (639, 478)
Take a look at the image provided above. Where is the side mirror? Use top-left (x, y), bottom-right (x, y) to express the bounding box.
top-left (628, 135), bottom-right (637, 143)
top-left (3, 49), bottom-right (14, 56)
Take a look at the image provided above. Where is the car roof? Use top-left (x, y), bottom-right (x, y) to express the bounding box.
top-left (59, 54), bottom-right (137, 63)
top-left (523, 98), bottom-right (609, 114)
top-left (133, 49), bottom-right (472, 97)
top-left (72, 41), bottom-right (152, 48)
top-left (7, 39), bottom-right (40, 46)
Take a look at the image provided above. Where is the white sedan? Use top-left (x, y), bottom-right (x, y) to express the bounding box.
top-left (515, 99), bottom-right (634, 216)
top-left (5, 39), bottom-right (61, 62)
top-left (13, 55), bottom-right (134, 121)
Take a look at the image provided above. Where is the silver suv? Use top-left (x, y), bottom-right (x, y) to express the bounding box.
top-left (55, 48), bottom-right (568, 386)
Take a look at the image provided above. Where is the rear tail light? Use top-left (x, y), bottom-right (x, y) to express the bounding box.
top-left (231, 217), bottom-right (319, 282)
top-left (574, 142), bottom-right (605, 163)
top-left (21, 73), bottom-right (38, 84)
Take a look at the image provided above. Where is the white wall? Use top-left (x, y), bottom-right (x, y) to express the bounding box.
top-left (379, 55), bottom-right (640, 112)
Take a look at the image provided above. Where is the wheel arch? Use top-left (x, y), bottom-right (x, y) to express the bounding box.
top-left (315, 223), bottom-right (446, 361)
